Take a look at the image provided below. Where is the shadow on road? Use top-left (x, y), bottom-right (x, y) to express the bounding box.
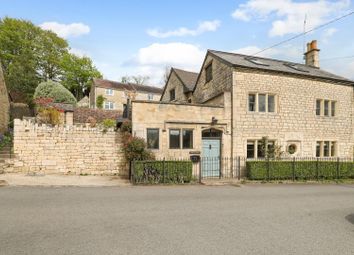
top-left (345, 214), bottom-right (354, 225)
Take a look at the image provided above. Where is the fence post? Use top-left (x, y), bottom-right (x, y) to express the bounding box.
top-left (266, 157), bottom-right (270, 181)
top-left (199, 159), bottom-right (202, 184)
top-left (162, 158), bottom-right (165, 183)
top-left (237, 156), bottom-right (241, 180)
top-left (292, 157), bottom-right (295, 181)
top-left (316, 158), bottom-right (319, 181)
top-left (336, 157), bottom-right (340, 179)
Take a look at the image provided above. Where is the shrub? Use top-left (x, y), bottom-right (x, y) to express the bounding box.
top-left (0, 132), bottom-right (12, 150)
top-left (247, 160), bottom-right (354, 180)
top-left (101, 119), bottom-right (116, 129)
top-left (34, 80), bottom-right (77, 105)
top-left (122, 133), bottom-right (154, 162)
top-left (96, 95), bottom-right (105, 109)
top-left (121, 120), bottom-right (132, 133)
top-left (133, 160), bottom-right (193, 184)
top-left (36, 107), bottom-right (63, 125)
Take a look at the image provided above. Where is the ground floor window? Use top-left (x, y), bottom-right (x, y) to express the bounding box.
top-left (147, 129), bottom-right (159, 149)
top-left (104, 101), bottom-right (114, 110)
top-left (247, 139), bottom-right (275, 158)
top-left (316, 141), bottom-right (337, 157)
top-left (169, 129), bottom-right (194, 149)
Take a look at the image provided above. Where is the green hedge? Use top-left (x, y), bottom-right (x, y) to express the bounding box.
top-left (247, 160), bottom-right (354, 180)
top-left (132, 160), bottom-right (193, 184)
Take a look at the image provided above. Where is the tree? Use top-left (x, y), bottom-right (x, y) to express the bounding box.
top-left (33, 80), bottom-right (77, 105)
top-left (163, 65), bottom-right (171, 84)
top-left (120, 75), bottom-right (150, 85)
top-left (61, 53), bottom-right (102, 100)
top-left (96, 95), bottom-right (105, 109)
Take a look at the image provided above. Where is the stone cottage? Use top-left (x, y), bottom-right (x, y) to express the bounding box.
top-left (89, 78), bottom-right (163, 114)
top-left (0, 64), bottom-right (10, 133)
top-left (132, 40), bottom-right (354, 161)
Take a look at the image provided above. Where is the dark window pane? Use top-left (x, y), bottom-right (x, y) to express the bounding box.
top-left (169, 89), bottom-right (175, 101)
top-left (316, 99), bottom-right (321, 116)
top-left (323, 141), bottom-right (330, 156)
top-left (205, 63), bottom-right (213, 83)
top-left (331, 101), bottom-right (336, 116)
top-left (257, 141), bottom-right (265, 158)
top-left (331, 142), bottom-right (336, 157)
top-left (268, 95), bottom-right (275, 112)
top-left (324, 100), bottom-right (329, 116)
top-left (248, 94), bottom-right (256, 111)
top-left (316, 142), bottom-right (321, 157)
top-left (258, 94), bottom-right (266, 112)
top-left (169, 129), bottom-right (180, 149)
top-left (247, 141), bottom-right (255, 158)
top-left (147, 129), bottom-right (159, 149)
top-left (182, 129), bottom-right (193, 149)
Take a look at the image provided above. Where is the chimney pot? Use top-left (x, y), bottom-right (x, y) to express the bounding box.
top-left (311, 40), bottom-right (317, 50)
top-left (304, 40), bottom-right (320, 68)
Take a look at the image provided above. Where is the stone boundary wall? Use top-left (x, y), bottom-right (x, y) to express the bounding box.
top-left (12, 119), bottom-right (127, 176)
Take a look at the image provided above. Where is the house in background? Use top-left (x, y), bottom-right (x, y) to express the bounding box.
top-left (0, 64), bottom-right (10, 133)
top-left (132, 40), bottom-right (354, 163)
top-left (160, 68), bottom-right (198, 103)
top-left (89, 78), bottom-right (163, 114)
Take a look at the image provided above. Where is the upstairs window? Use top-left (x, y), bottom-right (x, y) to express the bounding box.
top-left (169, 89), bottom-right (176, 101)
top-left (205, 63), bottom-right (213, 83)
top-left (248, 93), bottom-right (276, 113)
top-left (315, 99), bottom-right (336, 117)
top-left (105, 89), bottom-right (114, 96)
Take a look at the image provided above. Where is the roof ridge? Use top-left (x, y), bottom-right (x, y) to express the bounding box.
top-left (173, 67), bottom-right (199, 75)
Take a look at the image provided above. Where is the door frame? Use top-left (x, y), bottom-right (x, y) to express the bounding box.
top-left (201, 128), bottom-right (222, 178)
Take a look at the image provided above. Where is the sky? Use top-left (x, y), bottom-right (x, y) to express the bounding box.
top-left (1, 0), bottom-right (354, 87)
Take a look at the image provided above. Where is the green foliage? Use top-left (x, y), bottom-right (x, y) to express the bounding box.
top-left (0, 17), bottom-right (101, 103)
top-left (121, 120), bottom-right (132, 133)
top-left (258, 136), bottom-right (284, 159)
top-left (0, 132), bottom-right (12, 151)
top-left (247, 160), bottom-right (354, 180)
top-left (133, 160), bottom-right (193, 184)
top-left (122, 133), bottom-right (154, 162)
top-left (96, 95), bottom-right (105, 109)
top-left (37, 107), bottom-right (62, 126)
top-left (60, 53), bottom-right (102, 100)
top-left (34, 80), bottom-right (77, 105)
top-left (101, 119), bottom-right (116, 130)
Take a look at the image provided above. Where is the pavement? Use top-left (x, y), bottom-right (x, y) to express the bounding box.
top-left (0, 173), bottom-right (131, 187)
top-left (1, 184), bottom-right (354, 255)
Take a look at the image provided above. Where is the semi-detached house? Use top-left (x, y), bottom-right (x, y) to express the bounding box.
top-left (132, 40), bottom-right (354, 163)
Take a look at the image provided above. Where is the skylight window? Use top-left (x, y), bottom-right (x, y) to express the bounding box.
top-left (245, 57), bottom-right (269, 66)
top-left (284, 63), bottom-right (309, 73)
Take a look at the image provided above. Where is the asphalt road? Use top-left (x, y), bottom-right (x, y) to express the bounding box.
top-left (1, 184), bottom-right (354, 255)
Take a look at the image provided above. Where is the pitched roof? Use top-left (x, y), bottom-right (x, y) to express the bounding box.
top-left (209, 50), bottom-right (354, 85)
top-left (173, 68), bottom-right (198, 92)
top-left (93, 78), bottom-right (163, 94)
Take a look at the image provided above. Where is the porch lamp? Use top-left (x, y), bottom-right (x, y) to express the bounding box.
top-left (211, 117), bottom-right (218, 125)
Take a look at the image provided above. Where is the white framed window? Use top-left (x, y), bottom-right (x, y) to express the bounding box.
top-left (148, 93), bottom-right (153, 100)
top-left (248, 93), bottom-right (276, 113)
top-left (105, 89), bottom-right (114, 96)
top-left (104, 101), bottom-right (114, 110)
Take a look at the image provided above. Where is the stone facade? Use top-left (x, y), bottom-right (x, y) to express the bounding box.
top-left (132, 94), bottom-right (232, 159)
top-left (0, 65), bottom-right (10, 133)
top-left (232, 69), bottom-right (354, 157)
top-left (12, 119), bottom-right (127, 175)
top-left (161, 71), bottom-right (189, 102)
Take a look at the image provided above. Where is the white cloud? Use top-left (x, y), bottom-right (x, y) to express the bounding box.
top-left (322, 27), bottom-right (338, 43)
top-left (125, 42), bottom-right (205, 85)
top-left (69, 48), bottom-right (90, 57)
top-left (231, 0), bottom-right (350, 37)
top-left (147, 20), bottom-right (221, 38)
top-left (39, 22), bottom-right (90, 38)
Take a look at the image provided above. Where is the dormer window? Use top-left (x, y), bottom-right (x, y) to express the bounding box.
top-left (205, 63), bottom-right (213, 83)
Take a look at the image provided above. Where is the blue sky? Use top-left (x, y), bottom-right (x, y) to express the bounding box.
top-left (1, 0), bottom-right (354, 86)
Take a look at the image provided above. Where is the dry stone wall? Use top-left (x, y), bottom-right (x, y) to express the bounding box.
top-left (12, 119), bottom-right (127, 175)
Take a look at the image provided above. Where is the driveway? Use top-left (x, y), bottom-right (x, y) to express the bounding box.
top-left (0, 184), bottom-right (354, 255)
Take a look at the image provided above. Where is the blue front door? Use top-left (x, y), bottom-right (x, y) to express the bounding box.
top-left (202, 139), bottom-right (220, 177)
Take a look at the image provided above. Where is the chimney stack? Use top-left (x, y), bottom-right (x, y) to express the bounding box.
top-left (304, 40), bottom-right (320, 68)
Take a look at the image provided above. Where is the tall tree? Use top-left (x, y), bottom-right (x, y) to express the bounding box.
top-left (60, 53), bottom-right (102, 100)
top-left (121, 75), bottom-right (150, 85)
